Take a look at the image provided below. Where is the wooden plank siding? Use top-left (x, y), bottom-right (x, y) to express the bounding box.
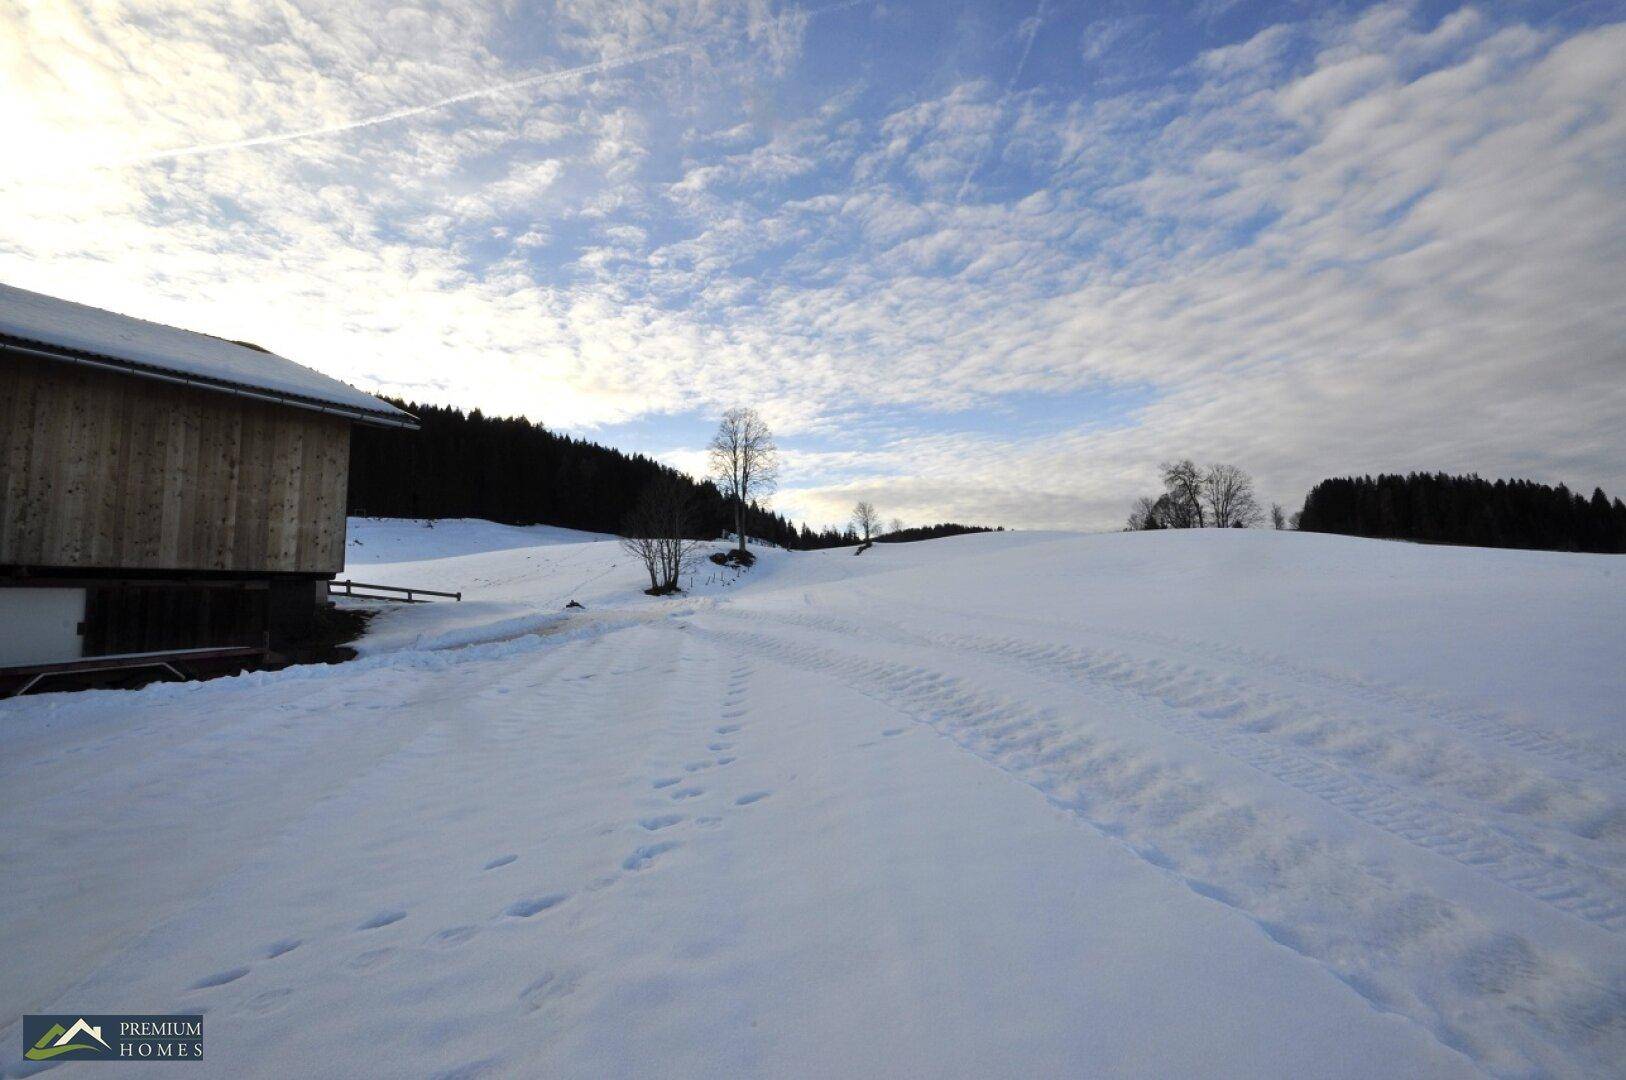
top-left (0, 354), bottom-right (352, 573)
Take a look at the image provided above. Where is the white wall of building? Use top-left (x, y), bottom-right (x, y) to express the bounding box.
top-left (0, 588), bottom-right (85, 666)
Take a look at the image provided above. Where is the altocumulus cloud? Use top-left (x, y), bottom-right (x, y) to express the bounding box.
top-left (2, 0), bottom-right (1621, 530)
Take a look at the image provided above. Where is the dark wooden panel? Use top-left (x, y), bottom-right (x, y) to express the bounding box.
top-left (83, 585), bottom-right (268, 656)
top-left (1, 354), bottom-right (352, 572)
top-left (0, 360), bottom-right (36, 549)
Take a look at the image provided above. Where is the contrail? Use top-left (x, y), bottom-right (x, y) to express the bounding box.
top-left (127, 0), bottom-right (875, 165)
top-left (128, 41), bottom-right (696, 164)
top-left (955, 0), bottom-right (1047, 204)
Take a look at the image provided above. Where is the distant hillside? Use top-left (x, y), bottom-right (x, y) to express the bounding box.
top-left (348, 400), bottom-right (804, 547)
top-left (1297, 473), bottom-right (1626, 553)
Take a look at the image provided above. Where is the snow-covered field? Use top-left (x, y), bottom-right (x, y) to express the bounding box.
top-left (3, 520), bottom-right (1623, 1078)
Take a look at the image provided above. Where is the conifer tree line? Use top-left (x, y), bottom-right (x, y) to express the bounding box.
top-left (1297, 473), bottom-right (1626, 553)
top-left (877, 523), bottom-right (1001, 543)
top-left (347, 400), bottom-right (1001, 550)
top-left (348, 400), bottom-right (803, 546)
top-left (778, 520), bottom-right (1000, 547)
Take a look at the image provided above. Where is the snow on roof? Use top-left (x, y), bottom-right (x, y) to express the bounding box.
top-left (0, 283), bottom-right (412, 424)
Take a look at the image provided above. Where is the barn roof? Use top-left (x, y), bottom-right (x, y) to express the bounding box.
top-left (0, 283), bottom-right (416, 428)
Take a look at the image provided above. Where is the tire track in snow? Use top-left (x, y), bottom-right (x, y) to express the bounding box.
top-left (874, 600), bottom-right (1626, 780)
top-left (729, 606), bottom-right (1626, 851)
top-left (695, 618), bottom-right (1626, 1076)
top-left (1021, 620), bottom-right (1626, 780)
top-left (928, 631), bottom-right (1626, 849)
top-left (699, 618), bottom-right (1626, 936)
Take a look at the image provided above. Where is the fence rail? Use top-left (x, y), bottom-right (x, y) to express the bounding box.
top-left (330, 580), bottom-right (461, 603)
top-left (2, 644), bottom-right (269, 698)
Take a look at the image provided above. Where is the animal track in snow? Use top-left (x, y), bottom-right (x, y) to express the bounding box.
top-left (505, 893), bottom-right (569, 918)
top-left (189, 966), bottom-right (250, 990)
top-left (715, 724), bottom-right (741, 734)
top-left (519, 970), bottom-right (580, 1012)
top-left (348, 947), bottom-right (396, 971)
top-left (429, 925), bottom-right (480, 946)
top-left (652, 777), bottom-right (682, 789)
top-left (245, 988), bottom-right (293, 1013)
top-left (484, 854), bottom-right (518, 870)
top-left (265, 938), bottom-right (301, 958)
top-left (623, 841), bottom-right (680, 870)
top-left (640, 814), bottom-right (684, 831)
top-left (358, 909), bottom-right (407, 930)
top-left (670, 786), bottom-right (705, 800)
top-left (708, 742), bottom-right (732, 751)
top-left (734, 791), bottom-right (771, 806)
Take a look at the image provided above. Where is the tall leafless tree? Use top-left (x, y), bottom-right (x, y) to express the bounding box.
top-left (1203, 463), bottom-right (1264, 528)
top-left (708, 407), bottom-right (779, 557)
top-left (1159, 459), bottom-right (1206, 527)
top-left (889, 517), bottom-right (905, 536)
top-left (1130, 462), bottom-right (1266, 529)
top-left (852, 501), bottom-right (880, 544)
top-left (1271, 502), bottom-right (1287, 530)
top-left (621, 474), bottom-right (707, 595)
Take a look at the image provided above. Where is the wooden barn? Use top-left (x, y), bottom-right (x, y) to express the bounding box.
top-left (0, 283), bottom-right (415, 686)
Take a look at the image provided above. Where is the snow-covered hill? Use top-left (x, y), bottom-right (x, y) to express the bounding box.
top-left (338, 517), bottom-right (778, 654)
top-left (2, 522), bottom-right (1623, 1078)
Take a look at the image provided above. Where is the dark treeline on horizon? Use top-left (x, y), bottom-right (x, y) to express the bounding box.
top-left (793, 521), bottom-right (1002, 549)
top-left (1297, 473), bottom-right (1626, 553)
top-left (349, 400), bottom-right (805, 547)
top-left (878, 523), bottom-right (1001, 544)
top-left (349, 401), bottom-right (1000, 550)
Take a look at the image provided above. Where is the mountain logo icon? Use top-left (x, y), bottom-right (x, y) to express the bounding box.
top-left (25, 1017), bottom-right (110, 1061)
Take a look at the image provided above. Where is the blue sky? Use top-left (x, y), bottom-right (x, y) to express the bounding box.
top-left (3, 1), bottom-right (1623, 529)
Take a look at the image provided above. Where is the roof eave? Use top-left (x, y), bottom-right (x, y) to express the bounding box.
top-left (0, 336), bottom-right (419, 430)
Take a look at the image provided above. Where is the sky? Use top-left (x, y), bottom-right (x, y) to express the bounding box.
top-left (3, 0), bottom-right (1623, 531)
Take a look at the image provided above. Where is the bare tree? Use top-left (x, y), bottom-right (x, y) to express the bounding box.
top-left (1126, 495), bottom-right (1164, 531)
top-left (1271, 502), bottom-right (1287, 530)
top-left (621, 531), bottom-right (663, 593)
top-left (889, 517), bottom-right (905, 536)
top-left (1160, 459), bottom-right (1206, 528)
top-left (621, 474), bottom-right (707, 595)
top-left (1203, 463), bottom-right (1264, 528)
top-left (852, 501), bottom-right (880, 544)
top-left (708, 407), bottom-right (779, 558)
top-left (1130, 462), bottom-right (1268, 530)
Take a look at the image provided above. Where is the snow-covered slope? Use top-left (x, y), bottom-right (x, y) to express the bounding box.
top-left (2, 523), bottom-right (1623, 1078)
top-left (339, 517), bottom-right (775, 654)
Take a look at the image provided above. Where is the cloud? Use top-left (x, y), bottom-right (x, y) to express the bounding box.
top-left (2, 2), bottom-right (1622, 533)
top-left (123, 41), bottom-right (697, 165)
top-left (956, 0), bottom-right (1048, 202)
